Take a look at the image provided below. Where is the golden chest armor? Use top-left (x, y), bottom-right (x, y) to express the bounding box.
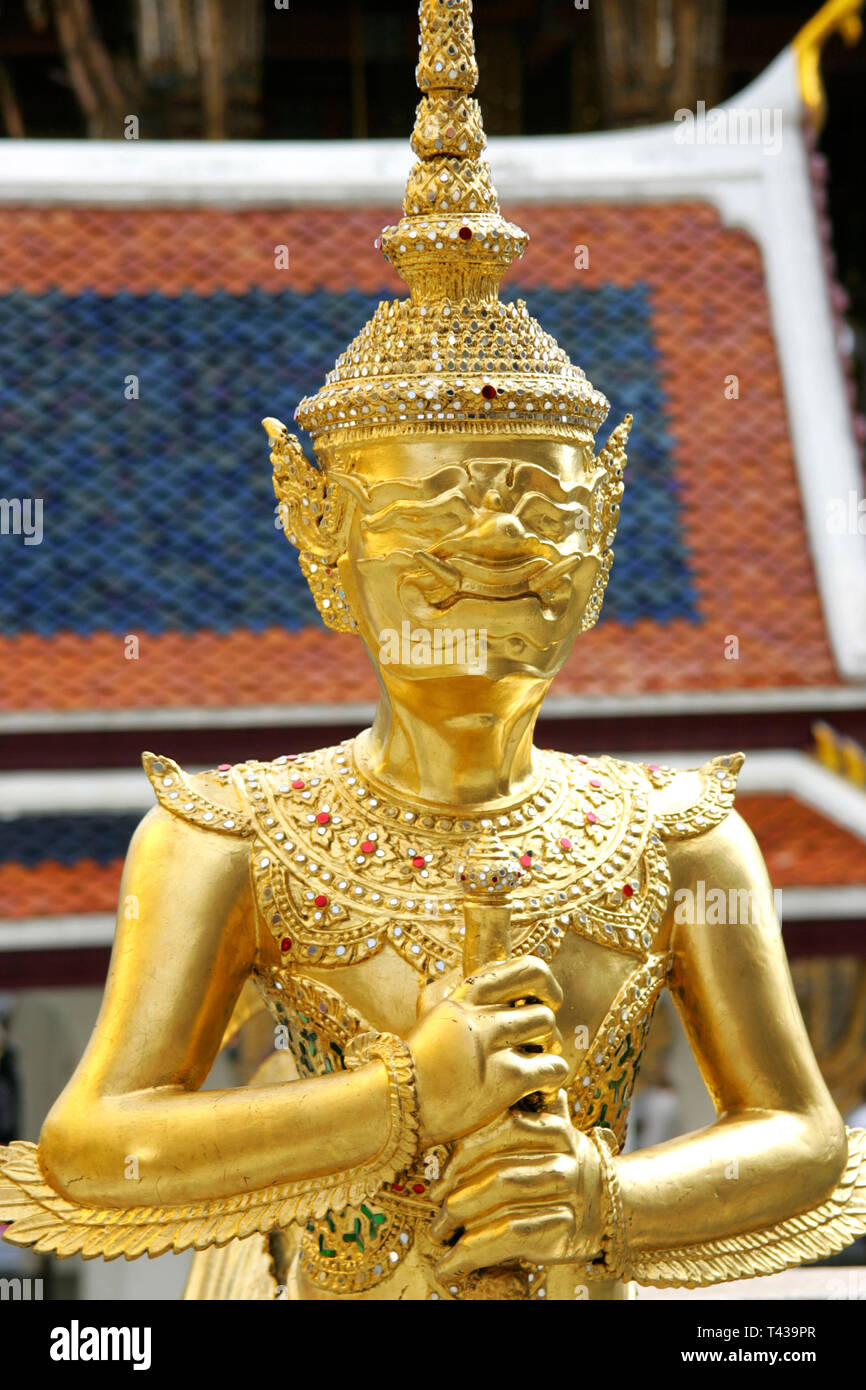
top-left (143, 742), bottom-right (743, 1299)
top-left (144, 743), bottom-right (742, 972)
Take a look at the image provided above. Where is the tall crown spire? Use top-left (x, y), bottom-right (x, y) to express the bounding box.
top-left (294, 0), bottom-right (612, 451)
top-left (409, 0), bottom-right (491, 214)
top-left (380, 0), bottom-right (528, 302)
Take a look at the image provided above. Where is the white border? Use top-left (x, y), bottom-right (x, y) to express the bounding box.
top-left (2, 885), bottom-right (864, 953)
top-left (1, 748), bottom-right (863, 950)
top-left (2, 746), bottom-right (864, 832)
top-left (0, 915), bottom-right (116, 952)
top-left (1, 684), bottom-right (866, 736)
top-left (0, 45), bottom-right (863, 707)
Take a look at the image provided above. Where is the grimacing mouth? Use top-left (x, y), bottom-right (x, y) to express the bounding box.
top-left (410, 548), bottom-right (584, 608)
top-left (331, 460), bottom-right (602, 613)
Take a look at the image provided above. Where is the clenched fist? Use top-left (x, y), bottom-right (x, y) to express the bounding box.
top-left (407, 955), bottom-right (568, 1146)
top-left (428, 1091), bottom-right (606, 1277)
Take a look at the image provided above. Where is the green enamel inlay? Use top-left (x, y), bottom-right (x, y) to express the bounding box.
top-left (342, 1217), bottom-right (365, 1252)
top-left (361, 1204), bottom-right (386, 1239)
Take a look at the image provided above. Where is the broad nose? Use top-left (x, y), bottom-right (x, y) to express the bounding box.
top-left (467, 499), bottom-right (528, 557)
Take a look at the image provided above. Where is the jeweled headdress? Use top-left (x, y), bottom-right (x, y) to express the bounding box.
top-left (266, 0), bottom-right (630, 634)
top-left (295, 0), bottom-right (611, 448)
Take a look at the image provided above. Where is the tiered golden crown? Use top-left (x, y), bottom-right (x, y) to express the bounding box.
top-left (295, 0), bottom-right (610, 451)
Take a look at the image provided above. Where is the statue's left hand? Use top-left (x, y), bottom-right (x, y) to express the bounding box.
top-left (428, 1092), bottom-right (605, 1278)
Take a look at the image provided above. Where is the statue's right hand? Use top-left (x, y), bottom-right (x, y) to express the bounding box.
top-left (407, 955), bottom-right (568, 1147)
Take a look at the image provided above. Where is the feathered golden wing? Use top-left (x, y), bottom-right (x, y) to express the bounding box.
top-left (0, 1034), bottom-right (417, 1262)
top-left (0, 1140), bottom-right (375, 1262)
top-left (623, 1127), bottom-right (866, 1288)
top-left (182, 1233), bottom-right (279, 1300)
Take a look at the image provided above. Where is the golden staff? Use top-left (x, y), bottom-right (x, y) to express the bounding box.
top-left (456, 832), bottom-right (552, 1110)
top-left (457, 831), bottom-right (518, 975)
top-left (446, 832), bottom-right (553, 1295)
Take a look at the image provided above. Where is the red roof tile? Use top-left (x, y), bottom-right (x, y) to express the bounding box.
top-left (0, 202), bottom-right (838, 712)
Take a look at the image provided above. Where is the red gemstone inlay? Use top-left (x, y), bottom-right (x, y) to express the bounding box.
top-left (280, 937), bottom-right (292, 951)
top-left (291, 778), bottom-right (305, 790)
top-left (481, 383), bottom-right (497, 399)
top-left (458, 226), bottom-right (472, 240)
top-left (314, 894), bottom-right (328, 908)
top-left (392, 1183), bottom-right (405, 1192)
top-left (411, 855), bottom-right (425, 868)
top-left (519, 853), bottom-right (532, 868)
top-left (622, 884), bottom-right (635, 898)
top-left (316, 811), bottom-right (330, 825)
top-left (586, 811), bottom-right (598, 824)
top-left (218, 763), bottom-right (231, 772)
top-left (361, 840), bottom-right (375, 854)
top-left (559, 837), bottom-right (572, 850)
top-left (412, 1183), bottom-right (426, 1194)
top-left (648, 764), bottom-right (660, 772)
top-left (590, 777), bottom-right (602, 789)
top-left (577, 755), bottom-right (589, 764)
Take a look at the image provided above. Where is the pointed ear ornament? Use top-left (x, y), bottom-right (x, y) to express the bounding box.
top-left (263, 417), bottom-right (358, 634)
top-left (579, 414), bottom-right (632, 634)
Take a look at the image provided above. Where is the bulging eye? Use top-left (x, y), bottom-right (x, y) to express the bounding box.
top-left (363, 506), bottom-right (456, 540)
top-left (530, 510), bottom-right (578, 543)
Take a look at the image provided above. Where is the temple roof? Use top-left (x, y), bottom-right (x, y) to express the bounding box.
top-left (0, 196), bottom-right (855, 724)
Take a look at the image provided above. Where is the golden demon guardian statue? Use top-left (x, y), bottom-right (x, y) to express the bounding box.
top-left (2, 0), bottom-right (865, 1302)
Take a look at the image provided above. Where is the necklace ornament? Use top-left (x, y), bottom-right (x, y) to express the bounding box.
top-left (142, 744), bottom-right (745, 981)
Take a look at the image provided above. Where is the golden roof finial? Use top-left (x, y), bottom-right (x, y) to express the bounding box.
top-left (813, 720), bottom-right (866, 787)
top-left (793, 0), bottom-right (864, 127)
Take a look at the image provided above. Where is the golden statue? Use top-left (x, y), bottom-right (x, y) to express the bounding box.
top-left (2, 0), bottom-right (865, 1301)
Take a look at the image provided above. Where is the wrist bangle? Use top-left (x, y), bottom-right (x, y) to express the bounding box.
top-left (0, 1031), bottom-right (422, 1260)
top-left (345, 1030), bottom-right (421, 1188)
top-left (588, 1126), bottom-right (629, 1280)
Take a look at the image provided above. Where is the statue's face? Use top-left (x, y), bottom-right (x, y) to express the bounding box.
top-left (329, 436), bottom-right (602, 684)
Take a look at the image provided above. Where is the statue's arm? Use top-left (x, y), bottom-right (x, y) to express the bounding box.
top-left (615, 807), bottom-right (855, 1269)
top-left (0, 800), bottom-right (564, 1260)
top-left (432, 798), bottom-right (865, 1284)
top-left (36, 805), bottom-right (394, 1208)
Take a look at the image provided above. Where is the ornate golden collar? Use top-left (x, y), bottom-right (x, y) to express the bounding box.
top-left (141, 743), bottom-right (748, 978)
